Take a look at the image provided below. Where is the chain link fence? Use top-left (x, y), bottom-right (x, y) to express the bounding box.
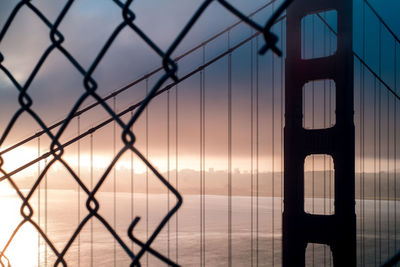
top-left (0, 1), bottom-right (291, 266)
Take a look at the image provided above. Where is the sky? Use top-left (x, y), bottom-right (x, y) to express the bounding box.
top-left (0, 3), bottom-right (399, 267)
top-left (0, 0), bottom-right (273, 132)
top-left (367, 0), bottom-right (400, 36)
top-left (0, 0), bottom-right (283, 174)
top-left (0, 0), bottom-right (399, 177)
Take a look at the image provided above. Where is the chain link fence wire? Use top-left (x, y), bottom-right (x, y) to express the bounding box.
top-left (0, 0), bottom-right (292, 266)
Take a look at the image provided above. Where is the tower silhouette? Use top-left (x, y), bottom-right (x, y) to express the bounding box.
top-left (283, 0), bottom-right (356, 266)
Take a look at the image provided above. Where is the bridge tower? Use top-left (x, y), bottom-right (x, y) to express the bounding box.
top-left (283, 0), bottom-right (356, 266)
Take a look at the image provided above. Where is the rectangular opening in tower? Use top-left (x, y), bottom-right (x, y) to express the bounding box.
top-left (305, 243), bottom-right (333, 266)
top-left (303, 79), bottom-right (336, 129)
top-left (304, 154), bottom-right (334, 215)
top-left (301, 10), bottom-right (338, 60)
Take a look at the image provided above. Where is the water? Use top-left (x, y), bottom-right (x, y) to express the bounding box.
top-left (0, 190), bottom-right (399, 266)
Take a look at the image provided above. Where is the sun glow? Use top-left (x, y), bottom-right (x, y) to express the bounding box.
top-left (0, 192), bottom-right (39, 267)
top-left (1, 146), bottom-right (38, 175)
top-left (1, 224), bottom-right (39, 267)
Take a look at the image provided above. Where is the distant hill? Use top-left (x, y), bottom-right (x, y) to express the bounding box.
top-left (12, 168), bottom-right (400, 200)
top-left (11, 169), bottom-right (400, 199)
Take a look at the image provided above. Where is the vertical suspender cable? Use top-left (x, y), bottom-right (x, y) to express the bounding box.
top-left (359, 12), bottom-right (363, 264)
top-left (250, 28), bottom-right (254, 267)
top-left (302, 15), bottom-right (305, 199)
top-left (330, 17), bottom-right (333, 266)
top-left (256, 35), bottom-right (260, 267)
top-left (394, 40), bottom-right (397, 255)
top-left (37, 136), bottom-right (41, 267)
top-left (323, 12), bottom-right (326, 214)
top-left (323, 11), bottom-right (327, 266)
top-left (44, 158), bottom-right (48, 267)
top-left (378, 22), bottom-right (382, 265)
top-left (271, 4), bottom-right (275, 266)
top-left (271, 11), bottom-right (275, 265)
top-left (202, 45), bottom-right (206, 266)
top-left (311, 14), bottom-right (315, 266)
top-left (199, 50), bottom-right (203, 267)
top-left (175, 81), bottom-right (179, 263)
top-left (360, 1), bottom-right (366, 265)
top-left (280, 19), bottom-right (284, 267)
top-left (167, 88), bottom-right (171, 260)
top-left (199, 44), bottom-right (207, 267)
top-left (328, 16), bottom-right (333, 255)
top-left (387, 33), bottom-right (391, 261)
top-left (374, 74), bottom-right (377, 266)
top-left (360, 59), bottom-right (365, 266)
top-left (228, 30), bottom-right (232, 267)
top-left (130, 111), bottom-right (134, 253)
top-left (145, 78), bottom-right (149, 266)
top-left (280, 12), bottom-right (284, 221)
top-left (302, 18), bottom-right (306, 128)
top-left (113, 96), bottom-right (117, 266)
top-left (78, 116), bottom-right (81, 267)
top-left (358, 39), bottom-right (363, 267)
top-left (90, 133), bottom-right (93, 267)
top-left (203, 53), bottom-right (206, 267)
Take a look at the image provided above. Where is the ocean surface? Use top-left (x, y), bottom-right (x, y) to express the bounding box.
top-left (0, 190), bottom-right (399, 266)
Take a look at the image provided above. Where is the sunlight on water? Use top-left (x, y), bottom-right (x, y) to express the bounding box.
top-left (0, 187), bottom-right (398, 266)
top-left (0, 191), bottom-right (38, 267)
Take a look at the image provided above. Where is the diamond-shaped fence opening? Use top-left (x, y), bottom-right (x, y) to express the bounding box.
top-left (0, 6), bottom-right (51, 86)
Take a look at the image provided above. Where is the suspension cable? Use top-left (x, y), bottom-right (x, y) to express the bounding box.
top-left (363, 0), bottom-right (400, 44)
top-left (113, 96), bottom-right (117, 266)
top-left (359, 55), bottom-right (365, 267)
top-left (316, 13), bottom-right (400, 101)
top-left (202, 44), bottom-right (206, 267)
top-left (256, 35), bottom-right (260, 267)
top-left (250, 26), bottom-right (254, 267)
top-left (37, 136), bottom-right (41, 267)
top-left (280, 16), bottom-right (284, 266)
top-left (0, 14), bottom-right (288, 184)
top-left (130, 111), bottom-right (134, 253)
top-left (145, 78), bottom-right (149, 266)
top-left (90, 133), bottom-right (93, 267)
top-left (323, 10), bottom-right (327, 265)
top-left (394, 40), bottom-right (398, 256)
top-left (167, 86), bottom-right (171, 260)
top-left (199, 50), bottom-right (203, 267)
top-left (44, 157), bottom-right (48, 267)
top-left (271, 5), bottom-right (276, 263)
top-left (227, 30), bottom-right (232, 267)
top-left (312, 13), bottom-right (315, 266)
top-left (175, 80), bottom-right (179, 263)
top-left (379, 22), bottom-right (382, 265)
top-left (77, 116), bottom-right (81, 267)
top-left (0, 0), bottom-right (280, 159)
